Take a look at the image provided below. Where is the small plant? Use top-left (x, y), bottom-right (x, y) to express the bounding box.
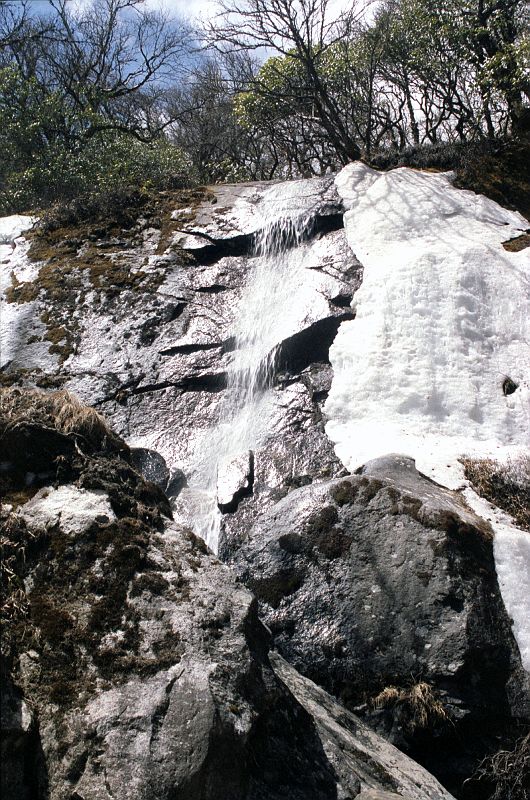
top-left (461, 455), bottom-right (530, 531)
top-left (469, 732), bottom-right (530, 800)
top-left (372, 681), bottom-right (449, 733)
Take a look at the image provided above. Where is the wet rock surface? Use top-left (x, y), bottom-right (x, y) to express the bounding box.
top-left (226, 455), bottom-right (530, 797)
top-left (1, 401), bottom-right (455, 800)
top-left (217, 450), bottom-right (254, 512)
top-left (1, 178), bottom-right (360, 539)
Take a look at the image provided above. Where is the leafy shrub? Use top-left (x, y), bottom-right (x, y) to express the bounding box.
top-left (461, 455), bottom-right (530, 531)
top-left (1, 131), bottom-right (192, 215)
top-left (37, 185), bottom-right (153, 232)
top-left (369, 141), bottom-right (470, 172)
top-left (454, 137), bottom-right (530, 220)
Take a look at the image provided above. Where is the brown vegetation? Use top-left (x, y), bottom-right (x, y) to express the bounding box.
top-left (470, 732), bottom-right (530, 800)
top-left (0, 510), bottom-right (42, 627)
top-left (461, 455), bottom-right (530, 531)
top-left (372, 681), bottom-right (449, 733)
top-left (0, 387), bottom-right (119, 452)
top-left (503, 233), bottom-right (530, 252)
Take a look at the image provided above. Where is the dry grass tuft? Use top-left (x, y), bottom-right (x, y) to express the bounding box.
top-left (461, 455), bottom-right (530, 532)
top-left (0, 387), bottom-right (123, 453)
top-left (502, 233), bottom-right (530, 253)
top-left (373, 681), bottom-right (449, 733)
top-left (470, 732), bottom-right (530, 800)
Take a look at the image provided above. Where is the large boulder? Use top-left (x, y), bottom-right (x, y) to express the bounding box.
top-left (226, 455), bottom-right (530, 797)
top-left (273, 654), bottom-right (454, 800)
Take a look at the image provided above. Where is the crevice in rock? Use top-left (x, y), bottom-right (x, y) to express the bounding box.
top-left (330, 293), bottom-right (353, 308)
top-left (502, 376), bottom-right (518, 396)
top-left (165, 302), bottom-right (188, 321)
top-left (196, 284), bottom-right (228, 294)
top-left (274, 312), bottom-right (355, 378)
top-left (97, 371), bottom-right (228, 405)
top-left (176, 374), bottom-right (227, 393)
top-left (128, 373), bottom-right (227, 397)
top-left (93, 375), bottom-right (146, 406)
top-left (149, 673), bottom-right (180, 755)
top-left (159, 337), bottom-right (235, 357)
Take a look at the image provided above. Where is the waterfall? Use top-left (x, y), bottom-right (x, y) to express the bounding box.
top-left (220, 214), bottom-right (315, 447)
top-left (175, 185), bottom-right (318, 552)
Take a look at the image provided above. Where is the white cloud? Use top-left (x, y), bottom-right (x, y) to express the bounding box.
top-left (145, 0), bottom-right (219, 21)
top-left (146, 0), bottom-right (361, 23)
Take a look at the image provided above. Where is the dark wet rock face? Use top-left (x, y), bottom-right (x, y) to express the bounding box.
top-left (130, 447), bottom-right (170, 490)
top-left (226, 456), bottom-right (530, 798)
top-left (1, 411), bottom-right (454, 800)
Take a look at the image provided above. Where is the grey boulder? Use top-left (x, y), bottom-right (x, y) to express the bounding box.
top-left (226, 455), bottom-right (530, 795)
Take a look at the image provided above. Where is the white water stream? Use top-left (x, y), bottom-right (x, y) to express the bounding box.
top-left (174, 185), bottom-right (320, 552)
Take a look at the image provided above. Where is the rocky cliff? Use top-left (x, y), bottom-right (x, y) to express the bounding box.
top-left (1, 168), bottom-right (528, 800)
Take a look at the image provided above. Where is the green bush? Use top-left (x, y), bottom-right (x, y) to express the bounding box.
top-left (1, 131), bottom-right (192, 215)
top-left (369, 141), bottom-right (469, 172)
top-left (0, 65), bottom-right (193, 215)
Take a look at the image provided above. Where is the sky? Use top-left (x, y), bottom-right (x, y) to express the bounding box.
top-left (54, 0), bottom-right (358, 24)
top-left (153, 0), bottom-right (357, 22)
top-left (17, 0), bottom-right (364, 27)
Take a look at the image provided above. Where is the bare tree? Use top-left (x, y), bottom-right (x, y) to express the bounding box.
top-left (1, 0), bottom-right (193, 142)
top-left (167, 53), bottom-right (268, 182)
top-left (205, 0), bottom-right (370, 163)
top-left (0, 0), bottom-right (56, 53)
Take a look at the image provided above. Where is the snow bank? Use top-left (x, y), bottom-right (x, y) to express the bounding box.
top-left (327, 163), bottom-right (530, 668)
top-left (494, 526), bottom-right (530, 669)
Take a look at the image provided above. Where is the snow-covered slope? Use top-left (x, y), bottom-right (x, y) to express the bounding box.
top-left (327, 163), bottom-right (530, 669)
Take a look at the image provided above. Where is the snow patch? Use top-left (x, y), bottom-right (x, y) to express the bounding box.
top-left (0, 214), bottom-right (34, 246)
top-left (20, 485), bottom-right (115, 536)
top-left (462, 484), bottom-right (530, 671)
top-left (0, 217), bottom-right (46, 368)
top-left (328, 163), bottom-right (530, 668)
top-left (493, 527), bottom-right (530, 670)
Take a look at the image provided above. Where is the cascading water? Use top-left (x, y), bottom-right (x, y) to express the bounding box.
top-left (219, 213), bottom-right (316, 448)
top-left (175, 184), bottom-right (320, 552)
